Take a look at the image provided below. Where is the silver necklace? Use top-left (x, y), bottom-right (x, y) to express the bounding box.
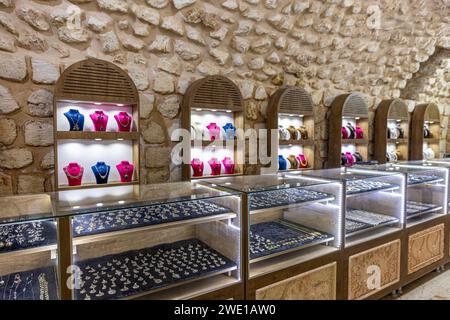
top-left (94, 165), bottom-right (110, 180)
top-left (64, 166), bottom-right (84, 179)
top-left (67, 112), bottom-right (81, 131)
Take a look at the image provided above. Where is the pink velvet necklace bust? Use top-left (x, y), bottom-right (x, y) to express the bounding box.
top-left (63, 162), bottom-right (84, 186)
top-left (206, 123), bottom-right (221, 141)
top-left (90, 110), bottom-right (108, 131)
top-left (114, 112), bottom-right (132, 132)
top-left (116, 161), bottom-right (134, 182)
top-left (191, 158), bottom-right (204, 177)
top-left (222, 157), bottom-right (235, 174)
top-left (208, 157), bottom-right (222, 176)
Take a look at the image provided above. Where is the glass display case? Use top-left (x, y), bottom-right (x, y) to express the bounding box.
top-left (201, 175), bottom-right (343, 279)
top-left (52, 183), bottom-right (242, 300)
top-left (293, 168), bottom-right (405, 247)
top-left (0, 194), bottom-right (59, 300)
top-left (0, 182), bottom-right (242, 300)
top-left (357, 163), bottom-right (448, 226)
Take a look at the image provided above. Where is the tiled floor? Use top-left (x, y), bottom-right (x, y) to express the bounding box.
top-left (384, 265), bottom-right (450, 300)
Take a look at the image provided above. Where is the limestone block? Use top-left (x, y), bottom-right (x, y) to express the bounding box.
top-left (24, 121), bottom-right (53, 147)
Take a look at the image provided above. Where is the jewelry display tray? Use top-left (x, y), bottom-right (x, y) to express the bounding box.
top-left (249, 220), bottom-right (334, 262)
top-left (0, 199), bottom-right (232, 253)
top-left (0, 239), bottom-right (236, 300)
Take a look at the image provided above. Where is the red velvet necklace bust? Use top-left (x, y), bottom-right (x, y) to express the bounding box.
top-left (63, 162), bottom-right (84, 186)
top-left (90, 110), bottom-right (108, 131)
top-left (116, 161), bottom-right (134, 182)
top-left (114, 112), bottom-right (132, 132)
top-left (208, 157), bottom-right (222, 176)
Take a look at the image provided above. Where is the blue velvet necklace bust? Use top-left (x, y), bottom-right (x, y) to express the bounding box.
top-left (278, 155), bottom-right (287, 171)
top-left (64, 109), bottom-right (85, 131)
top-left (222, 123), bottom-right (236, 140)
top-left (92, 162), bottom-right (110, 184)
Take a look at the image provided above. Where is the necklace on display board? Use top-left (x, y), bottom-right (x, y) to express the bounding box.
top-left (94, 165), bottom-right (110, 179)
top-left (66, 111), bottom-right (82, 131)
top-left (117, 113), bottom-right (131, 128)
top-left (64, 166), bottom-right (84, 179)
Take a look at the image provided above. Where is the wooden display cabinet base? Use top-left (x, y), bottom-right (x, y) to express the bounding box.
top-left (341, 230), bottom-right (403, 300)
top-left (246, 249), bottom-right (340, 300)
top-left (192, 283), bottom-right (245, 300)
top-left (401, 215), bottom-right (449, 289)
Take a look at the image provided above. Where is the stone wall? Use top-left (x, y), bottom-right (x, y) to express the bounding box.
top-left (0, 0), bottom-right (449, 194)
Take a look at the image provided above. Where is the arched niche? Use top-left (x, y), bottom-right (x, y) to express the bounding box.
top-left (410, 103), bottom-right (441, 160)
top-left (328, 93), bottom-right (369, 168)
top-left (267, 86), bottom-right (315, 172)
top-left (374, 99), bottom-right (410, 164)
top-left (53, 58), bottom-right (140, 190)
top-left (181, 75), bottom-right (244, 180)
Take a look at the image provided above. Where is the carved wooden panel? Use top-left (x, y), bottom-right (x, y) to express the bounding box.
top-left (255, 262), bottom-right (336, 300)
top-left (408, 224), bottom-right (445, 274)
top-left (348, 240), bottom-right (401, 300)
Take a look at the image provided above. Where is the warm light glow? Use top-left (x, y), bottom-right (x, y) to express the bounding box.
top-left (289, 114), bottom-right (294, 117)
top-left (196, 108), bottom-right (202, 111)
top-left (72, 206), bottom-right (80, 209)
top-left (118, 200), bottom-right (125, 204)
top-left (299, 114), bottom-right (304, 117)
top-left (96, 203), bottom-right (103, 207)
top-left (226, 110), bottom-right (232, 113)
top-left (94, 102), bottom-right (102, 105)
top-left (355, 117), bottom-right (360, 120)
top-left (212, 109), bottom-right (217, 112)
top-left (117, 104), bottom-right (124, 107)
top-left (95, 138), bottom-right (102, 141)
top-left (117, 138), bottom-right (124, 141)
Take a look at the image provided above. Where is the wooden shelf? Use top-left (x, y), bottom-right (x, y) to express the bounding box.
top-left (191, 173), bottom-right (242, 180)
top-left (191, 139), bottom-right (237, 147)
top-left (387, 139), bottom-right (408, 144)
top-left (279, 139), bottom-right (314, 146)
top-left (424, 138), bottom-right (440, 144)
top-left (58, 181), bottom-right (138, 191)
top-left (56, 131), bottom-right (139, 140)
top-left (342, 139), bottom-right (369, 145)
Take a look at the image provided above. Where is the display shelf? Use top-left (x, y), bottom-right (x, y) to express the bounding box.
top-left (278, 139), bottom-right (314, 146)
top-left (56, 131), bottom-right (139, 141)
top-left (191, 139), bottom-right (238, 147)
top-left (249, 195), bottom-right (335, 215)
top-left (406, 204), bottom-right (442, 220)
top-left (374, 99), bottom-right (410, 164)
top-left (181, 75), bottom-right (244, 180)
top-left (342, 139), bottom-right (369, 145)
top-left (328, 93), bottom-right (369, 168)
top-left (191, 172), bottom-right (242, 180)
top-left (267, 86), bottom-right (315, 173)
top-left (410, 103), bottom-right (441, 160)
top-left (57, 181), bottom-right (139, 191)
top-left (54, 58), bottom-right (140, 191)
top-left (407, 175), bottom-right (444, 186)
top-left (345, 219), bottom-right (399, 238)
top-left (346, 183), bottom-right (400, 197)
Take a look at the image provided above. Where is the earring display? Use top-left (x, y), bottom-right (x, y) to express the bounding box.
top-left (191, 158), bottom-right (204, 177)
top-left (206, 123), bottom-right (221, 141)
top-left (114, 112), bottom-right (132, 132)
top-left (222, 123), bottom-right (236, 140)
top-left (116, 161), bottom-right (134, 183)
top-left (64, 109), bottom-right (84, 131)
top-left (0, 267), bottom-right (58, 300)
top-left (278, 155), bottom-right (287, 171)
top-left (63, 163), bottom-right (84, 186)
top-left (346, 209), bottom-right (399, 226)
top-left (346, 180), bottom-right (398, 195)
top-left (92, 162), bottom-right (110, 184)
top-left (73, 200), bottom-right (231, 237)
top-left (406, 201), bottom-right (442, 218)
top-left (90, 110), bottom-right (109, 132)
top-left (72, 239), bottom-right (236, 300)
top-left (249, 187), bottom-right (333, 211)
top-left (249, 220), bottom-right (333, 260)
top-left (407, 174), bottom-right (442, 185)
top-left (0, 221), bottom-right (56, 253)
top-left (222, 157), bottom-right (235, 174)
